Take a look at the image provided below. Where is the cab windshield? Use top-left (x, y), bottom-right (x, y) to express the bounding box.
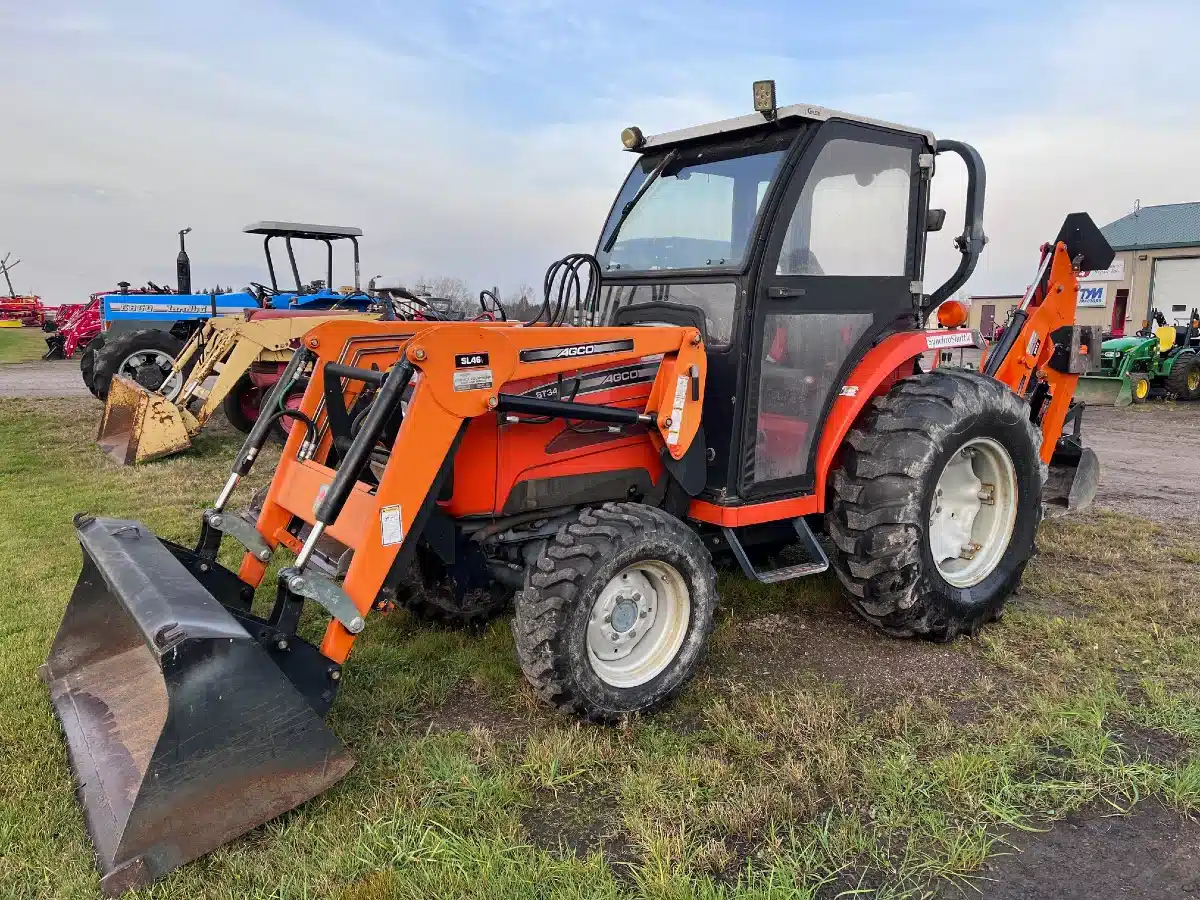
top-left (596, 130), bottom-right (796, 272)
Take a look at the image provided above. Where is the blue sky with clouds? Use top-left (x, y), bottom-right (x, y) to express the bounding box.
top-left (2, 0), bottom-right (1197, 302)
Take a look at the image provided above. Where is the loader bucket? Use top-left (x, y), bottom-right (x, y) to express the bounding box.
top-left (1073, 374), bottom-right (1131, 408)
top-left (41, 516), bottom-right (353, 895)
top-left (96, 375), bottom-right (194, 465)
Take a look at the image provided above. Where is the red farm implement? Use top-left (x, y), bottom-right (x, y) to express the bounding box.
top-left (0, 255), bottom-right (45, 327)
top-left (43, 294), bottom-right (103, 360)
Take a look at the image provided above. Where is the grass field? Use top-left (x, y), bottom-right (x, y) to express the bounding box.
top-left (0, 397), bottom-right (1196, 899)
top-left (0, 327), bottom-right (46, 363)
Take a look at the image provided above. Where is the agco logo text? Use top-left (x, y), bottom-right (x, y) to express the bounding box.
top-left (557, 345), bottom-right (603, 358)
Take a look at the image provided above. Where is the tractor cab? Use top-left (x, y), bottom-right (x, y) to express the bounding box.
top-left (242, 221), bottom-right (369, 309)
top-left (593, 84), bottom-right (985, 504)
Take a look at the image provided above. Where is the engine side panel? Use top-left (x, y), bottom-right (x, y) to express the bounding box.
top-left (441, 356), bottom-right (667, 517)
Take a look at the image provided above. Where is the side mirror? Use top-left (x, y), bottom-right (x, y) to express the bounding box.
top-left (926, 209), bottom-right (947, 232)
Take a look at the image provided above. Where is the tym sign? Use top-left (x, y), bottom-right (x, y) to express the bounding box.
top-left (1078, 284), bottom-right (1106, 307)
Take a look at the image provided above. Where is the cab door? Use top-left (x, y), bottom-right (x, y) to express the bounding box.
top-left (740, 121), bottom-right (929, 498)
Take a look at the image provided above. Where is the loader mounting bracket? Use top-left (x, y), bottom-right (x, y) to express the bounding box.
top-left (204, 508), bottom-right (273, 563)
top-left (661, 424), bottom-right (707, 496)
top-left (280, 567), bottom-right (365, 634)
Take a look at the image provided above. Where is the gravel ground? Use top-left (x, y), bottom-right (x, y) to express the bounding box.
top-left (1085, 403), bottom-right (1200, 523)
top-left (0, 359), bottom-right (93, 398)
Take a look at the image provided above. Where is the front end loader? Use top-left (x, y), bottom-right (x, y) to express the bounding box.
top-left (96, 308), bottom-right (384, 464)
top-left (45, 85), bottom-right (1110, 894)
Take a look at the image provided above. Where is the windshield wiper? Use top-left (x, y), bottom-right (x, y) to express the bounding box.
top-left (601, 149), bottom-right (679, 254)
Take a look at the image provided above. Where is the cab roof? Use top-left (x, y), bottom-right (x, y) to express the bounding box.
top-left (636, 103), bottom-right (936, 153)
top-left (243, 221), bottom-right (362, 240)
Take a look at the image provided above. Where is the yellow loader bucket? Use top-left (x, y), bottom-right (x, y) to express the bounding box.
top-left (42, 515), bottom-right (353, 895)
top-left (96, 375), bottom-right (196, 465)
top-left (1073, 374), bottom-right (1132, 408)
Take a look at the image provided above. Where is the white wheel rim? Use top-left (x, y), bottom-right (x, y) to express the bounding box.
top-left (120, 349), bottom-right (176, 389)
top-left (929, 437), bottom-right (1019, 588)
top-left (160, 368), bottom-right (185, 400)
top-left (586, 560), bottom-right (690, 688)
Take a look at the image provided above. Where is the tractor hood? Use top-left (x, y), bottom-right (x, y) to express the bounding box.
top-left (1100, 336), bottom-right (1148, 354)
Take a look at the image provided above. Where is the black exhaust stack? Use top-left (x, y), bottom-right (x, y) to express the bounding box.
top-left (176, 227), bottom-right (192, 295)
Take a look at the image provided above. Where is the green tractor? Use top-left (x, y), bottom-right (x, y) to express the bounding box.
top-left (1076, 307), bottom-right (1200, 407)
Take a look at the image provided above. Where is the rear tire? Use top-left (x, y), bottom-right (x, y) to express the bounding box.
top-left (826, 369), bottom-right (1045, 641)
top-left (92, 330), bottom-right (183, 401)
top-left (80, 335), bottom-right (106, 397)
top-left (512, 503), bottom-right (717, 723)
top-left (1166, 351), bottom-right (1200, 401)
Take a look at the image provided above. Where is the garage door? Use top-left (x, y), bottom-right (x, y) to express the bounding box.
top-left (1150, 257), bottom-right (1200, 321)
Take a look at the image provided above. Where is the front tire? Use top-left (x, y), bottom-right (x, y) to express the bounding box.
top-left (92, 329), bottom-right (183, 401)
top-left (1128, 371), bottom-right (1151, 403)
top-left (396, 547), bottom-right (511, 626)
top-left (80, 335), bottom-right (107, 397)
top-left (512, 503), bottom-right (717, 723)
top-left (221, 374), bottom-right (261, 434)
top-left (826, 369), bottom-right (1045, 641)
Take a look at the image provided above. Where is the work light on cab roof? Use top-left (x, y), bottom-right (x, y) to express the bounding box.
top-left (621, 78), bottom-right (779, 148)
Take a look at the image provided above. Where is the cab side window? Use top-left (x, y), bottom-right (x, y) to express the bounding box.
top-left (777, 139), bottom-right (913, 277)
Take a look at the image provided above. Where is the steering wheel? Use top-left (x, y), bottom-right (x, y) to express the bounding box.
top-left (384, 288), bottom-right (438, 321)
top-left (479, 289), bottom-right (507, 321)
top-left (249, 282), bottom-right (279, 306)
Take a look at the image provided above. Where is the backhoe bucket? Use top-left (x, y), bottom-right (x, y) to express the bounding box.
top-left (1073, 374), bottom-right (1131, 408)
top-left (41, 516), bottom-right (353, 895)
top-left (96, 375), bottom-right (194, 465)
top-left (1043, 446), bottom-right (1100, 518)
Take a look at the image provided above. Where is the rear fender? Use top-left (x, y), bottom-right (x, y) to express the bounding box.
top-left (811, 330), bottom-right (977, 508)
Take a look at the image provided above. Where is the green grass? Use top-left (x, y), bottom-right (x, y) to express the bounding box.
top-left (0, 327), bottom-right (46, 363)
top-left (0, 398), bottom-right (1197, 899)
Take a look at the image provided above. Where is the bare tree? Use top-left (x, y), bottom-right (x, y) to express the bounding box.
top-left (414, 275), bottom-right (471, 302)
top-left (506, 282), bottom-right (541, 321)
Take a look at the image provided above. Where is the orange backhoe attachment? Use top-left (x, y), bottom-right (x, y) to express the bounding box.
top-left (980, 212), bottom-right (1112, 513)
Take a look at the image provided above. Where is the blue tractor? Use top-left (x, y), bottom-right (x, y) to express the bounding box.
top-left (87, 222), bottom-right (373, 399)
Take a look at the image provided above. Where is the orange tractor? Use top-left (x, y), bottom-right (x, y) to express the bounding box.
top-left (43, 84), bottom-right (1111, 893)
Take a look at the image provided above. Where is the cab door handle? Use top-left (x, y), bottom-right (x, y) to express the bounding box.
top-left (768, 286), bottom-right (805, 299)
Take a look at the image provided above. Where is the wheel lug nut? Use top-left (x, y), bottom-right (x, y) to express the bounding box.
top-left (639, 610), bottom-right (647, 618)
top-left (603, 615), bottom-right (611, 624)
top-left (611, 633), bottom-right (619, 641)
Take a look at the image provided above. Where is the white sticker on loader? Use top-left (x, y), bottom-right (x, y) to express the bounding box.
top-left (925, 330), bottom-right (976, 349)
top-left (380, 504), bottom-right (404, 546)
top-left (840, 385), bottom-right (860, 397)
top-left (453, 368), bottom-right (494, 392)
top-left (667, 374), bottom-right (688, 445)
top-left (313, 484), bottom-right (329, 517)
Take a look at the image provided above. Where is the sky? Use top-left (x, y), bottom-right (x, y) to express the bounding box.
top-left (2, 0), bottom-right (1197, 304)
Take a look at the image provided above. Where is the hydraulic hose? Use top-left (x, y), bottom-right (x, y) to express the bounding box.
top-left (528, 253), bottom-right (602, 326)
